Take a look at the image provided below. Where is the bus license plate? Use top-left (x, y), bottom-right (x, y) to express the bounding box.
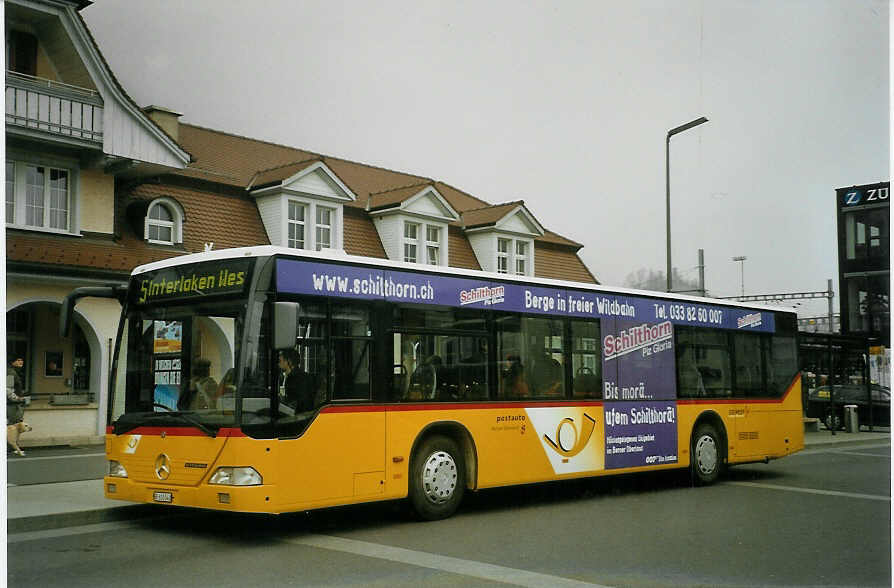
top-left (153, 491), bottom-right (173, 503)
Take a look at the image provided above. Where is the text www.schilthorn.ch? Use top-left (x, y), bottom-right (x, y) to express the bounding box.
top-left (312, 273), bottom-right (434, 301)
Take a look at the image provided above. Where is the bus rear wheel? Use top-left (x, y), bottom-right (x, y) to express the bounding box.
top-left (691, 424), bottom-right (722, 485)
top-left (409, 435), bottom-right (465, 520)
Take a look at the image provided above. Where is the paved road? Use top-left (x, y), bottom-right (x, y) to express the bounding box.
top-left (8, 441), bottom-right (891, 587)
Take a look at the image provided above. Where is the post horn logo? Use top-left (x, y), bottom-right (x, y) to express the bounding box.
top-left (543, 413), bottom-right (596, 458)
top-left (155, 454), bottom-right (172, 480)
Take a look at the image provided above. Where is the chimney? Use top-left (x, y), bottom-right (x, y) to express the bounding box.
top-left (143, 105), bottom-right (182, 141)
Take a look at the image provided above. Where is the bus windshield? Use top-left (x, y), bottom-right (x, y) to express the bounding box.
top-left (110, 299), bottom-right (260, 434)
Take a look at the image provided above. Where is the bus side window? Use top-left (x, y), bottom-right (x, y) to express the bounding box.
top-left (399, 333), bottom-right (487, 402)
top-left (766, 335), bottom-right (797, 397)
top-left (571, 319), bottom-right (601, 398)
top-left (676, 328), bottom-right (730, 398)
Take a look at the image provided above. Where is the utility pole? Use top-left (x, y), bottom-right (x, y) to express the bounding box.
top-left (666, 116), bottom-right (709, 292)
top-left (732, 256), bottom-right (747, 298)
top-left (698, 249), bottom-right (705, 297)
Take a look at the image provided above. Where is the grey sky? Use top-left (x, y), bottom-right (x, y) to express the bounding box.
top-left (83, 0), bottom-right (889, 318)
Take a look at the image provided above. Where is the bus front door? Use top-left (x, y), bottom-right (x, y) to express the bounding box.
top-left (275, 409), bottom-right (386, 512)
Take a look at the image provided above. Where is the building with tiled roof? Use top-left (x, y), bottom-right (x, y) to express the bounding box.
top-left (137, 119), bottom-right (596, 282)
top-left (5, 0), bottom-right (596, 446)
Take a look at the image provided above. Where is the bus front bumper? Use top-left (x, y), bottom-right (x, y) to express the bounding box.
top-left (104, 477), bottom-right (275, 513)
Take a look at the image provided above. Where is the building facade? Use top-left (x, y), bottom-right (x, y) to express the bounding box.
top-left (6, 0), bottom-right (191, 444)
top-left (835, 181), bottom-right (890, 388)
top-left (835, 181), bottom-right (890, 347)
top-left (6, 0), bottom-right (597, 446)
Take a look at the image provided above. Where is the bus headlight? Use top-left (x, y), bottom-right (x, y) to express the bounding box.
top-left (107, 460), bottom-right (128, 478)
top-left (209, 467), bottom-right (262, 486)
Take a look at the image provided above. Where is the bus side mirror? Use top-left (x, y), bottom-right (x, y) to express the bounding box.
top-left (273, 302), bottom-right (299, 350)
top-left (60, 286), bottom-right (127, 337)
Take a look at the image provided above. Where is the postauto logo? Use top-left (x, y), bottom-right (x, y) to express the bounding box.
top-left (526, 408), bottom-right (605, 474)
top-left (543, 414), bottom-right (596, 458)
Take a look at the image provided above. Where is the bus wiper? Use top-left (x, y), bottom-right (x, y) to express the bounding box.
top-left (151, 403), bottom-right (218, 438)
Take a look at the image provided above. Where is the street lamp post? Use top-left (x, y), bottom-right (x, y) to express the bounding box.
top-left (666, 116), bottom-right (709, 292)
top-left (732, 255), bottom-right (747, 298)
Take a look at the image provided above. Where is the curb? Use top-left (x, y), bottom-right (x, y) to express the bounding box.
top-left (20, 436), bottom-right (106, 449)
top-left (803, 437), bottom-right (890, 450)
top-left (8, 504), bottom-right (162, 534)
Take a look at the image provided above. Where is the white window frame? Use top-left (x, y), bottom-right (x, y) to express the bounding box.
top-left (142, 197), bottom-right (184, 245)
top-left (283, 197), bottom-right (343, 252)
top-left (146, 202), bottom-right (175, 245)
top-left (497, 238), bottom-right (510, 274)
top-left (315, 205), bottom-right (334, 251)
top-left (515, 240), bottom-right (528, 275)
top-left (398, 220), bottom-right (447, 266)
top-left (288, 200), bottom-right (306, 249)
top-left (6, 157), bottom-right (77, 234)
top-left (425, 225), bottom-right (441, 265)
top-left (495, 236), bottom-right (533, 276)
top-left (403, 221), bottom-right (419, 263)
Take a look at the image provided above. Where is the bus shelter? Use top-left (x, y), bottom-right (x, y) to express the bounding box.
top-left (799, 332), bottom-right (887, 432)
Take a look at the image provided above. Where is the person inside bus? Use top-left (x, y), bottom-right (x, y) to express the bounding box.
top-left (460, 338), bottom-right (488, 399)
top-left (502, 354), bottom-right (529, 398)
top-left (216, 368), bottom-right (236, 398)
top-left (528, 345), bottom-right (563, 396)
top-left (180, 358), bottom-right (217, 410)
top-left (676, 343), bottom-right (706, 397)
top-left (409, 354), bottom-right (441, 400)
top-left (279, 349), bottom-right (313, 412)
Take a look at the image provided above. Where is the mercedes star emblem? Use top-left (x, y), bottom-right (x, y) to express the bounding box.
top-left (155, 453), bottom-right (172, 480)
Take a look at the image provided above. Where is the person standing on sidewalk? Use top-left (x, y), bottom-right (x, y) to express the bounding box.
top-left (7, 356), bottom-right (26, 425)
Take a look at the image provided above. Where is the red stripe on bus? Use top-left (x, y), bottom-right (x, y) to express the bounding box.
top-left (108, 426), bottom-right (246, 437)
top-left (385, 401), bottom-right (604, 411)
top-left (320, 405), bottom-right (386, 414)
top-left (319, 401), bottom-right (605, 414)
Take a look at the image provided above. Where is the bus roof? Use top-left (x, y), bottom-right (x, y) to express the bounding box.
top-left (131, 245), bottom-right (796, 316)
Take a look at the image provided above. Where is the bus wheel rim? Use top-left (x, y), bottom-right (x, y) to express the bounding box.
top-left (422, 450), bottom-right (457, 504)
top-left (695, 435), bottom-right (717, 475)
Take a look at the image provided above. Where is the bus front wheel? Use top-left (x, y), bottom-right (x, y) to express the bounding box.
top-left (691, 424), bottom-right (722, 485)
top-left (409, 435), bottom-right (465, 520)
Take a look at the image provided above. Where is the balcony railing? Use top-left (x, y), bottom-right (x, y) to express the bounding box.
top-left (6, 71), bottom-right (103, 143)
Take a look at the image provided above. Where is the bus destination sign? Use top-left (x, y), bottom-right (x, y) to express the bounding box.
top-left (135, 259), bottom-right (253, 304)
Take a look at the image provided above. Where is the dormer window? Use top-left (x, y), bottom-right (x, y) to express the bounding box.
top-left (515, 241), bottom-right (528, 275)
top-left (399, 221), bottom-right (445, 266)
top-left (283, 198), bottom-right (339, 251)
top-left (288, 201), bottom-right (306, 249)
top-left (403, 222), bottom-right (419, 263)
top-left (147, 203), bottom-right (174, 244)
top-left (494, 237), bottom-right (531, 276)
top-left (426, 226), bottom-right (441, 265)
top-left (497, 238), bottom-right (509, 273)
top-left (369, 184), bottom-right (457, 267)
top-left (250, 161), bottom-right (353, 252)
top-left (463, 202), bottom-right (543, 277)
top-left (142, 197), bottom-right (184, 245)
top-left (316, 206), bottom-right (333, 250)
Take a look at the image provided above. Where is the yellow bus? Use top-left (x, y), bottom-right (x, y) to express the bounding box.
top-left (62, 246), bottom-right (804, 520)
